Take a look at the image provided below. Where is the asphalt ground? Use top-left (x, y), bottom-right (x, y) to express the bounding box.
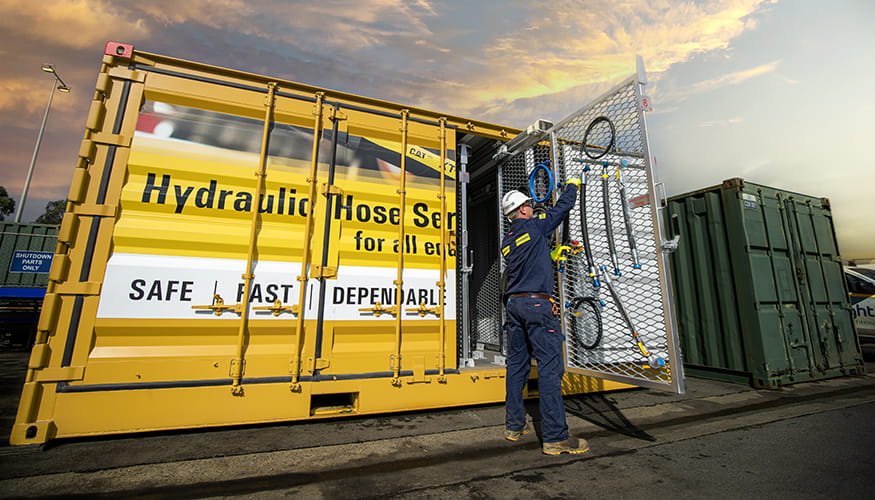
top-left (0, 343), bottom-right (873, 499)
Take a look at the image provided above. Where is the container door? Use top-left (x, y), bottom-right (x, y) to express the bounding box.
top-left (90, 93), bottom-right (459, 391)
top-left (311, 109), bottom-right (458, 384)
top-left (41, 67), bottom-right (460, 397)
top-left (13, 38), bottom-right (532, 448)
top-left (782, 196), bottom-right (861, 374)
top-left (90, 85), bottom-right (337, 394)
top-left (497, 63), bottom-right (684, 393)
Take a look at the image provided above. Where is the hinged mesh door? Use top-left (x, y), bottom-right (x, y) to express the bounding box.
top-left (499, 74), bottom-right (684, 393)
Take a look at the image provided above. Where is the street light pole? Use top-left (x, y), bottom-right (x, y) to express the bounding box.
top-left (14, 64), bottom-right (70, 223)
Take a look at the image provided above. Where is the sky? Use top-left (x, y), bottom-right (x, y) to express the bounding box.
top-left (0, 0), bottom-right (872, 259)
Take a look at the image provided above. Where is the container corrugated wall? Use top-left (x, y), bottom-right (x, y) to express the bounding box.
top-left (665, 178), bottom-right (864, 388)
top-left (0, 222), bottom-right (58, 290)
top-left (1, 222), bottom-right (58, 349)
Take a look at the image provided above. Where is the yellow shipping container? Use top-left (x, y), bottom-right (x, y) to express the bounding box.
top-left (11, 43), bottom-right (683, 445)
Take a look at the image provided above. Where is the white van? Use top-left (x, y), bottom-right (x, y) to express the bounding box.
top-left (845, 267), bottom-right (875, 342)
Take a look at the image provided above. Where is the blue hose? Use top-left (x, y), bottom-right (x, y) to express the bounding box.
top-left (529, 161), bottom-right (553, 203)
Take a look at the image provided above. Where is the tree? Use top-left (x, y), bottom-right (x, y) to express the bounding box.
top-left (0, 186), bottom-right (14, 221)
top-left (35, 200), bottom-right (66, 225)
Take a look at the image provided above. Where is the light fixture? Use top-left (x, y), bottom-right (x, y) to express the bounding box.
top-left (14, 65), bottom-right (71, 223)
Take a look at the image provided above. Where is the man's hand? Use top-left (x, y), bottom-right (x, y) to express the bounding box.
top-left (551, 245), bottom-right (571, 262)
top-left (567, 178), bottom-right (581, 188)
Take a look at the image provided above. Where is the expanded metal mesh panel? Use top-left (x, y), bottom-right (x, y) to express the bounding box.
top-left (501, 146), bottom-right (554, 233)
top-left (465, 177), bottom-right (505, 352)
top-left (489, 146), bottom-right (555, 353)
top-left (556, 79), bottom-right (678, 389)
top-left (498, 76), bottom-right (683, 392)
top-left (468, 146), bottom-right (553, 353)
top-left (472, 258), bottom-right (502, 348)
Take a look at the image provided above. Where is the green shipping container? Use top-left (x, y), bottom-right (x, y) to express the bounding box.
top-left (665, 178), bottom-right (864, 388)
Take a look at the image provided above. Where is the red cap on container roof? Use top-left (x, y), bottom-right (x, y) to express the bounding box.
top-left (104, 42), bottom-right (134, 59)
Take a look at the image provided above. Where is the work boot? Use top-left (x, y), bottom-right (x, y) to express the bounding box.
top-left (504, 423), bottom-right (532, 441)
top-left (542, 437), bottom-right (590, 455)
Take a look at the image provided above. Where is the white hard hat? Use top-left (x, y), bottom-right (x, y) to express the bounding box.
top-left (502, 190), bottom-right (530, 216)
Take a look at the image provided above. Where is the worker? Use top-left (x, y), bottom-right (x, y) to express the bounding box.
top-left (500, 178), bottom-right (589, 455)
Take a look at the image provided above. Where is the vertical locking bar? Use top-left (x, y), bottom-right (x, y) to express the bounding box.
top-left (458, 143), bottom-right (472, 365)
top-left (231, 81), bottom-right (277, 395)
top-left (313, 106), bottom-right (342, 371)
top-left (782, 195), bottom-right (819, 374)
top-left (291, 92), bottom-right (325, 391)
top-left (437, 117), bottom-right (448, 381)
top-left (391, 110), bottom-right (410, 385)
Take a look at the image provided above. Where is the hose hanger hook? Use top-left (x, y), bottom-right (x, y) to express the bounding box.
top-left (581, 116), bottom-right (616, 160)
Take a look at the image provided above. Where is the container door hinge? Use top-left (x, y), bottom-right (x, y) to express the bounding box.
top-left (28, 344), bottom-right (50, 370)
top-left (327, 106), bottom-right (348, 132)
top-left (85, 100), bottom-right (106, 131)
top-left (308, 357), bottom-right (330, 374)
top-left (312, 265), bottom-right (337, 280)
top-left (34, 366), bottom-right (85, 382)
top-left (53, 281), bottom-right (102, 296)
top-left (328, 106), bottom-right (347, 122)
top-left (72, 203), bottom-right (119, 218)
top-left (106, 66), bottom-right (146, 83)
top-left (661, 235), bottom-right (680, 253)
top-left (321, 183), bottom-right (343, 197)
top-left (89, 131), bottom-right (133, 148)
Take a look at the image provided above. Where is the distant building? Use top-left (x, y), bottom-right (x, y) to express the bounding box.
top-left (0, 222), bottom-right (58, 350)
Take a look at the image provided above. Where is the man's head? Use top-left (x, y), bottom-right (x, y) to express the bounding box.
top-left (502, 190), bottom-right (532, 220)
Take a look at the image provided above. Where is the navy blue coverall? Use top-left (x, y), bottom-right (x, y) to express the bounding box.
top-left (501, 184), bottom-right (578, 443)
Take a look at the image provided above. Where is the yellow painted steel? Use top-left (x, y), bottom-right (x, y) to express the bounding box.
top-left (128, 47), bottom-right (518, 144)
top-left (291, 92), bottom-right (326, 391)
top-left (12, 51), bottom-right (149, 444)
top-left (437, 118), bottom-right (448, 381)
top-left (11, 366), bottom-right (629, 444)
top-left (8, 43), bottom-right (640, 447)
top-left (229, 82), bottom-right (278, 394)
top-left (391, 110), bottom-right (410, 385)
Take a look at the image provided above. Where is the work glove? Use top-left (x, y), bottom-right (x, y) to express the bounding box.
top-left (566, 178), bottom-right (581, 188)
top-left (550, 245), bottom-right (571, 262)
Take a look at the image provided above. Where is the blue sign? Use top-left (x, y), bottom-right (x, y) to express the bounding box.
top-left (10, 250), bottom-right (54, 273)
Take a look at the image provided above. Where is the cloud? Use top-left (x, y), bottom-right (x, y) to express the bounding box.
top-left (691, 60), bottom-right (780, 93)
top-left (0, 0), bottom-right (780, 221)
top-left (126, 0), bottom-right (251, 27)
top-left (0, 78), bottom-right (78, 124)
top-left (473, 2), bottom-right (767, 90)
top-left (415, 39), bottom-right (451, 54)
top-left (698, 116), bottom-right (745, 127)
top-left (411, 0), bottom-right (774, 124)
top-left (182, 0), bottom-right (440, 53)
top-left (0, 0), bottom-right (772, 127)
top-left (0, 0), bottom-right (150, 48)
top-left (0, 80), bottom-right (44, 116)
top-left (651, 59), bottom-right (781, 112)
top-left (0, 1), bottom-right (440, 57)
